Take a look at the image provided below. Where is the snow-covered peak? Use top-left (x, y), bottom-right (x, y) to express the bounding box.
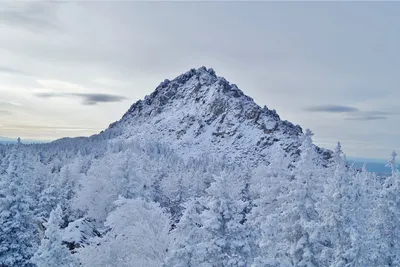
top-left (101, 67), bottom-right (328, 165)
top-left (120, 66), bottom-right (250, 119)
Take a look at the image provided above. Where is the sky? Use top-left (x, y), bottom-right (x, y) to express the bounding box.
top-left (0, 1), bottom-right (399, 159)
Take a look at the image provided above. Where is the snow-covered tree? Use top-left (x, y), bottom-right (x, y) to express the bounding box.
top-left (248, 146), bottom-right (293, 266)
top-left (166, 170), bottom-right (252, 267)
top-left (164, 198), bottom-right (205, 267)
top-left (0, 150), bottom-right (39, 267)
top-left (255, 129), bottom-right (324, 266)
top-left (282, 129), bottom-right (321, 267)
top-left (78, 197), bottom-right (171, 267)
top-left (350, 162), bottom-right (389, 266)
top-left (72, 155), bottom-right (118, 223)
top-left (31, 205), bottom-right (79, 267)
top-left (387, 151), bottom-right (398, 176)
top-left (161, 169), bottom-right (186, 220)
top-left (377, 151), bottom-right (400, 266)
top-left (316, 142), bottom-right (361, 266)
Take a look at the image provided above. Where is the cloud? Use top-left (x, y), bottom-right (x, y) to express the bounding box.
top-left (0, 99), bottom-right (22, 107)
top-left (345, 115), bottom-right (389, 121)
top-left (35, 92), bottom-right (64, 98)
top-left (91, 78), bottom-right (134, 88)
top-left (35, 92), bottom-right (128, 105)
top-left (35, 79), bottom-right (84, 91)
top-left (75, 93), bottom-right (128, 105)
top-left (0, 110), bottom-right (12, 115)
top-left (0, 66), bottom-right (30, 76)
top-left (304, 104), bottom-right (394, 121)
top-left (344, 110), bottom-right (393, 121)
top-left (0, 2), bottom-right (60, 32)
top-left (360, 111), bottom-right (392, 116)
top-left (304, 105), bottom-right (359, 113)
top-left (1, 124), bottom-right (98, 131)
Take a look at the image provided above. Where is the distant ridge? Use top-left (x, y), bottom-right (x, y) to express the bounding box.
top-left (0, 137), bottom-right (48, 144)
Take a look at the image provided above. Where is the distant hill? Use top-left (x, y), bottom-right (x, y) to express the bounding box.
top-left (347, 156), bottom-right (391, 174)
top-left (0, 137), bottom-right (48, 145)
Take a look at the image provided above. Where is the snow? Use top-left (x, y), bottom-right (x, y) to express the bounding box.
top-left (0, 67), bottom-right (398, 266)
top-left (100, 67), bottom-right (308, 166)
top-left (62, 218), bottom-right (99, 246)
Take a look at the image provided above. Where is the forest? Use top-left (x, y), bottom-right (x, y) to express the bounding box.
top-left (0, 129), bottom-right (398, 267)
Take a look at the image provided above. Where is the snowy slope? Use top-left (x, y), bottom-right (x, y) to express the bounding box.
top-left (99, 67), bottom-right (330, 164)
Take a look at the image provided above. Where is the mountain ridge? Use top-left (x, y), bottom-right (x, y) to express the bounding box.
top-left (97, 66), bottom-right (331, 164)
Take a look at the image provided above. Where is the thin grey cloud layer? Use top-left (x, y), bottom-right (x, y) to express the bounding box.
top-left (345, 115), bottom-right (388, 121)
top-left (1, 124), bottom-right (98, 131)
top-left (304, 105), bottom-right (359, 113)
top-left (35, 92), bottom-right (128, 105)
top-left (77, 93), bottom-right (128, 105)
top-left (0, 66), bottom-right (30, 76)
top-left (0, 110), bottom-right (12, 115)
top-left (305, 104), bottom-right (392, 121)
top-left (0, 2), bottom-right (60, 32)
top-left (345, 110), bottom-right (394, 121)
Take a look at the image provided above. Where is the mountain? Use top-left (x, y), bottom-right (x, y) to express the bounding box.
top-left (98, 67), bottom-right (331, 165)
top-left (2, 67), bottom-right (397, 267)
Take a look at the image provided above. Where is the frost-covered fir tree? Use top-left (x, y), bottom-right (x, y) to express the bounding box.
top-left (317, 142), bottom-right (359, 266)
top-left (164, 199), bottom-right (206, 267)
top-left (248, 146), bottom-right (293, 266)
top-left (377, 151), bottom-right (400, 266)
top-left (347, 161), bottom-right (391, 266)
top-left (31, 205), bottom-right (79, 267)
top-left (284, 129), bottom-right (321, 267)
top-left (78, 197), bottom-right (171, 267)
top-left (161, 169), bottom-right (186, 221)
top-left (0, 149), bottom-right (38, 267)
top-left (386, 151), bottom-right (398, 176)
top-left (72, 154), bottom-right (119, 222)
top-left (166, 170), bottom-right (252, 267)
top-left (36, 182), bottom-right (59, 223)
top-left (257, 129), bottom-right (323, 266)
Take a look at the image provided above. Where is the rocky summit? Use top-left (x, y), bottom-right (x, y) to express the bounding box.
top-left (100, 67), bottom-right (330, 164)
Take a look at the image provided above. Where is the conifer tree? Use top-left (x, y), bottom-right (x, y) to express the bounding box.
top-left (268, 129), bottom-right (322, 266)
top-left (378, 151), bottom-right (400, 266)
top-left (78, 197), bottom-right (171, 267)
top-left (31, 205), bottom-right (79, 267)
top-left (0, 150), bottom-right (38, 267)
top-left (166, 171), bottom-right (252, 267)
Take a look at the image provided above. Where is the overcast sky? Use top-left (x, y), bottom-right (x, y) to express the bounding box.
top-left (0, 1), bottom-right (399, 159)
